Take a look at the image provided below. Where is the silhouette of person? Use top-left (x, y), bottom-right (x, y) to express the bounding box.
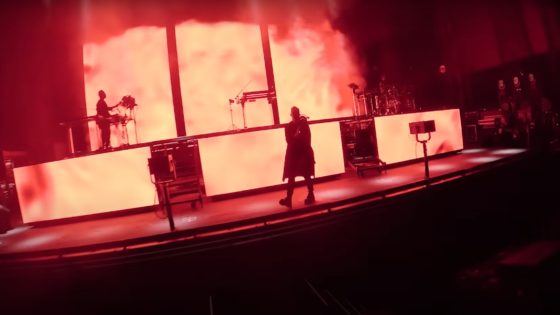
top-left (433, 64), bottom-right (458, 108)
top-left (279, 106), bottom-right (315, 208)
top-left (498, 79), bottom-right (515, 128)
top-left (527, 73), bottom-right (542, 124)
top-left (96, 90), bottom-right (117, 150)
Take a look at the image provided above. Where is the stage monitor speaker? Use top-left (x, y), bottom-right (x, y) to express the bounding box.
top-left (148, 155), bottom-right (175, 182)
top-left (409, 120), bottom-right (436, 134)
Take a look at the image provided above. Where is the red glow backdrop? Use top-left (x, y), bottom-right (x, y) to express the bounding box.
top-left (14, 148), bottom-right (155, 223)
top-left (83, 27), bottom-right (176, 150)
top-left (176, 20), bottom-right (362, 135)
top-left (176, 21), bottom-right (269, 135)
top-left (271, 20), bottom-right (362, 123)
top-left (374, 109), bottom-right (464, 165)
top-left (199, 122), bottom-right (345, 196)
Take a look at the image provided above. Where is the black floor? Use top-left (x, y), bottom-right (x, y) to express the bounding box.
top-left (1, 149), bottom-right (560, 315)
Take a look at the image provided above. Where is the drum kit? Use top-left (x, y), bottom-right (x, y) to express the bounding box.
top-left (59, 95), bottom-right (140, 155)
top-left (110, 95), bottom-right (138, 147)
top-left (350, 82), bottom-right (416, 118)
top-left (92, 95), bottom-right (138, 151)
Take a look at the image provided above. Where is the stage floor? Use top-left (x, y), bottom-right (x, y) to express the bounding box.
top-left (0, 147), bottom-right (527, 258)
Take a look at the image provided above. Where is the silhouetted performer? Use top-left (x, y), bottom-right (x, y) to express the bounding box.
top-left (526, 73), bottom-right (553, 150)
top-left (96, 90), bottom-right (117, 150)
top-left (279, 106), bottom-right (315, 208)
top-left (512, 75), bottom-right (523, 107)
top-left (527, 73), bottom-right (542, 124)
top-left (433, 64), bottom-right (458, 109)
top-left (498, 79), bottom-right (515, 128)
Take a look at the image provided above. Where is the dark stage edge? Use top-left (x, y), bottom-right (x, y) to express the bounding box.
top-left (0, 147), bottom-right (530, 267)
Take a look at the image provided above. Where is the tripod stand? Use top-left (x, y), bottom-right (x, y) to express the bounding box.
top-left (228, 80), bottom-right (251, 131)
top-left (409, 120), bottom-right (436, 178)
top-left (228, 99), bottom-right (239, 131)
top-left (240, 102), bottom-right (248, 129)
top-left (415, 132), bottom-right (431, 178)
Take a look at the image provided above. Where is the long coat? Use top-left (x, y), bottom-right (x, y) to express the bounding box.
top-left (282, 117), bottom-right (315, 180)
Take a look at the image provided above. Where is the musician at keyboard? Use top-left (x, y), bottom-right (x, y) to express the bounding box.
top-left (96, 89), bottom-right (119, 150)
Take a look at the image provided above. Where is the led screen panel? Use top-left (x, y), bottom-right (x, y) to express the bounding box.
top-left (83, 26), bottom-right (176, 151)
top-left (199, 122), bottom-right (345, 196)
top-left (176, 20), bottom-right (363, 136)
top-left (14, 147), bottom-right (155, 223)
top-left (176, 21), bottom-right (269, 135)
top-left (374, 109), bottom-right (464, 165)
top-left (270, 21), bottom-right (362, 123)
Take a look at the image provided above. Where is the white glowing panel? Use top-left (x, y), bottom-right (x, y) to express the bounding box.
top-left (199, 122), bottom-right (345, 196)
top-left (270, 21), bottom-right (362, 123)
top-left (14, 147), bottom-right (154, 223)
top-left (176, 20), bottom-right (363, 136)
top-left (374, 109), bottom-right (464, 165)
top-left (176, 21), bottom-right (269, 135)
top-left (84, 27), bottom-right (176, 150)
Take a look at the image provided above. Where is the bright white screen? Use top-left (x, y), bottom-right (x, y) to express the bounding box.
top-left (83, 26), bottom-right (176, 151)
top-left (198, 122), bottom-right (345, 196)
top-left (14, 147), bottom-right (155, 223)
top-left (374, 109), bottom-right (464, 165)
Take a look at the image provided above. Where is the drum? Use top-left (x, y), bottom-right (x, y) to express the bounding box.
top-left (358, 91), bottom-right (376, 116)
top-left (386, 99), bottom-right (400, 115)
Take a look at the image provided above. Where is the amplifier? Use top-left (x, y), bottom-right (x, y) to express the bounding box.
top-left (409, 120), bottom-right (436, 134)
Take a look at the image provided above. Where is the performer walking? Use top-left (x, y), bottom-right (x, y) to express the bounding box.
top-left (279, 106), bottom-right (316, 208)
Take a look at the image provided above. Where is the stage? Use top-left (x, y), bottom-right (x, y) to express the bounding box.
top-left (0, 147), bottom-right (527, 263)
top-left (1, 1), bottom-right (560, 313)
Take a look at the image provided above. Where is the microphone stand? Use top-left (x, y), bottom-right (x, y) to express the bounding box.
top-left (228, 80), bottom-right (251, 131)
top-left (228, 99), bottom-right (238, 131)
top-left (349, 83), bottom-right (359, 119)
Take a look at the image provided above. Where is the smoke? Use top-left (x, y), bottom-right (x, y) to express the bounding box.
top-left (83, 0), bottom-right (366, 138)
top-left (81, 0), bottom-right (360, 52)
